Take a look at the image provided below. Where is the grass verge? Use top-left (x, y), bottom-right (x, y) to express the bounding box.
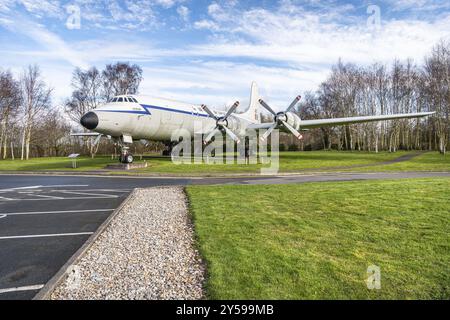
top-left (2, 151), bottom-right (445, 175)
top-left (187, 178), bottom-right (450, 299)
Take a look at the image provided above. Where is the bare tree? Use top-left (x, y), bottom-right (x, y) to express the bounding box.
top-left (33, 110), bottom-right (71, 157)
top-left (300, 49), bottom-right (448, 153)
top-left (66, 67), bottom-right (104, 157)
top-left (423, 41), bottom-right (450, 154)
top-left (20, 65), bottom-right (52, 160)
top-left (66, 63), bottom-right (144, 158)
top-left (66, 67), bottom-right (103, 123)
top-left (102, 62), bottom-right (143, 101)
top-left (0, 69), bottom-right (21, 159)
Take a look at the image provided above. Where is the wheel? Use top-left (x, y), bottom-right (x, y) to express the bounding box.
top-left (125, 154), bottom-right (134, 164)
top-left (120, 153), bottom-right (133, 164)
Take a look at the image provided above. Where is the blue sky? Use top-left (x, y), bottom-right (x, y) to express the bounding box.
top-left (1, 0), bottom-right (449, 110)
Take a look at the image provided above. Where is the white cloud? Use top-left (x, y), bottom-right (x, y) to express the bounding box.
top-left (138, 61), bottom-right (327, 109)
top-left (385, 0), bottom-right (450, 12)
top-left (154, 0), bottom-right (176, 9)
top-left (19, 0), bottom-right (63, 18)
top-left (0, 15), bottom-right (89, 69)
top-left (2, 0), bottom-right (450, 110)
top-left (177, 5), bottom-right (189, 21)
top-left (194, 19), bottom-right (219, 31)
top-left (191, 3), bottom-right (450, 68)
top-left (0, 0), bottom-right (186, 31)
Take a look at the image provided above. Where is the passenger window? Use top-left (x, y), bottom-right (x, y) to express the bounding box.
top-left (112, 98), bottom-right (118, 102)
top-left (118, 97), bottom-right (123, 102)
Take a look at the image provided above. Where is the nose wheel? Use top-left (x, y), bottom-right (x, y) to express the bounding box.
top-left (120, 153), bottom-right (134, 164)
top-left (119, 146), bottom-right (134, 164)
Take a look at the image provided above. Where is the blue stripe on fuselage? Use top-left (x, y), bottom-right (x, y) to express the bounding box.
top-left (141, 104), bottom-right (210, 118)
top-left (96, 110), bottom-right (149, 115)
top-left (95, 104), bottom-right (211, 118)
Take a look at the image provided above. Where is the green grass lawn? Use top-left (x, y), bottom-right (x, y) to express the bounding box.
top-left (347, 152), bottom-right (450, 172)
top-left (1, 150), bottom-right (443, 175)
top-left (135, 150), bottom-right (406, 175)
top-left (187, 179), bottom-right (450, 299)
top-left (0, 156), bottom-right (120, 171)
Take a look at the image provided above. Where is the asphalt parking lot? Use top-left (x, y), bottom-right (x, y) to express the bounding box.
top-left (1, 172), bottom-right (449, 299)
top-left (0, 175), bottom-right (190, 300)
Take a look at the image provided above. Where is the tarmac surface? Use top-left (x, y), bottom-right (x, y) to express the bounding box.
top-left (0, 171), bottom-right (449, 299)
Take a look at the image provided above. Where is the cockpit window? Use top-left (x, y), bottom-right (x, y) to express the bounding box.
top-left (112, 98), bottom-right (118, 102)
top-left (132, 98), bottom-right (138, 103)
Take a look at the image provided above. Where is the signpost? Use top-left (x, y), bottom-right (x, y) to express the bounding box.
top-left (68, 153), bottom-right (80, 169)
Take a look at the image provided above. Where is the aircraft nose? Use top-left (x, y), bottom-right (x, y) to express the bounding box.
top-left (80, 112), bottom-right (99, 130)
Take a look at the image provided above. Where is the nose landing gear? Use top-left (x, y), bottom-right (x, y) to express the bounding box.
top-left (119, 146), bottom-right (134, 164)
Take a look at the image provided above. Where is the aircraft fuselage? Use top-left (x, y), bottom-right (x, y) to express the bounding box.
top-left (81, 95), bottom-right (252, 141)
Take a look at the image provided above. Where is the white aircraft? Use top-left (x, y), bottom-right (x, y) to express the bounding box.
top-left (74, 82), bottom-right (434, 163)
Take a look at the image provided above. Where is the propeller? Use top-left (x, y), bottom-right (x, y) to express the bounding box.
top-left (202, 101), bottom-right (241, 145)
top-left (259, 95), bottom-right (303, 141)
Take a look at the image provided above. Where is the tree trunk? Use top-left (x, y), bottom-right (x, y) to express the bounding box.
top-left (25, 134), bottom-right (31, 160)
top-left (3, 134), bottom-right (7, 159)
top-left (0, 122), bottom-right (3, 159)
top-left (20, 129), bottom-right (25, 160)
top-left (10, 140), bottom-right (14, 160)
top-left (439, 135), bottom-right (446, 154)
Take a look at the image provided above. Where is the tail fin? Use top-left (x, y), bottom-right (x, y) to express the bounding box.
top-left (241, 81), bottom-right (260, 123)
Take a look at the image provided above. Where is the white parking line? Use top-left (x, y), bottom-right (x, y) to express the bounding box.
top-left (60, 190), bottom-right (118, 198)
top-left (56, 189), bottom-right (131, 193)
top-left (0, 284), bottom-right (44, 294)
top-left (0, 185), bottom-right (89, 192)
top-left (0, 185), bottom-right (42, 192)
top-left (32, 194), bottom-right (64, 200)
top-left (18, 191), bottom-right (42, 193)
top-left (0, 196), bottom-right (121, 201)
top-left (1, 209), bottom-right (114, 217)
top-left (0, 232), bottom-right (94, 240)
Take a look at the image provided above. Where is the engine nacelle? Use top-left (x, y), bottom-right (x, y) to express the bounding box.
top-left (224, 115), bottom-right (243, 133)
top-left (282, 112), bottom-right (301, 131)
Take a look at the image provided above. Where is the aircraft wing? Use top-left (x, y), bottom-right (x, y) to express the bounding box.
top-left (299, 112), bottom-right (434, 129)
top-left (70, 132), bottom-right (102, 137)
top-left (248, 112), bottom-right (434, 130)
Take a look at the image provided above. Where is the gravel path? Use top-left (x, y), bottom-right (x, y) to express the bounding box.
top-left (50, 187), bottom-right (205, 300)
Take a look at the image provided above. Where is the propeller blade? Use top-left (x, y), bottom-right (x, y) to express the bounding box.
top-left (222, 126), bottom-right (241, 143)
top-left (260, 123), bottom-right (277, 141)
top-left (281, 120), bottom-right (303, 140)
top-left (224, 101), bottom-right (240, 119)
top-left (201, 104), bottom-right (217, 119)
top-left (203, 127), bottom-right (221, 145)
top-left (286, 95), bottom-right (302, 113)
top-left (258, 99), bottom-right (277, 116)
